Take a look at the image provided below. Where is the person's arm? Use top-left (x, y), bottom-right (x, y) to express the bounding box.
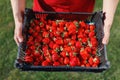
top-left (10, 0), bottom-right (26, 46)
top-left (102, 0), bottom-right (119, 44)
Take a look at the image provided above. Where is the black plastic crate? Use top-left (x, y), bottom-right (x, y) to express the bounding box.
top-left (15, 8), bottom-right (110, 72)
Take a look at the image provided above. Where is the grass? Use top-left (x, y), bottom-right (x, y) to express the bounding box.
top-left (0, 0), bottom-right (120, 80)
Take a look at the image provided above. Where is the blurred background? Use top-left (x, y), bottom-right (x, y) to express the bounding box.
top-left (0, 0), bottom-right (120, 80)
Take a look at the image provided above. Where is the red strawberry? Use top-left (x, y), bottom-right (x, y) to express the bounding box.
top-left (75, 41), bottom-right (82, 49)
top-left (60, 51), bottom-right (68, 57)
top-left (64, 46), bottom-right (72, 52)
top-left (59, 57), bottom-right (64, 64)
top-left (58, 21), bottom-right (65, 27)
top-left (82, 37), bottom-right (88, 44)
top-left (49, 41), bottom-right (54, 49)
top-left (42, 31), bottom-right (49, 37)
top-left (93, 56), bottom-right (100, 65)
top-left (80, 49), bottom-right (90, 60)
top-left (32, 32), bottom-right (39, 37)
top-left (46, 24), bottom-right (50, 31)
top-left (35, 35), bottom-right (42, 42)
top-left (28, 36), bottom-right (34, 41)
top-left (68, 40), bottom-right (75, 46)
top-left (53, 44), bottom-right (59, 51)
top-left (69, 51), bottom-right (77, 58)
top-left (53, 61), bottom-right (60, 66)
top-left (42, 60), bottom-right (49, 66)
top-left (34, 25), bottom-right (40, 32)
top-left (29, 45), bottom-right (35, 50)
top-left (53, 30), bottom-right (61, 37)
top-left (67, 22), bottom-right (76, 35)
top-left (85, 46), bottom-right (92, 53)
top-left (33, 62), bottom-right (39, 66)
top-left (89, 31), bottom-right (95, 38)
top-left (55, 37), bottom-right (63, 45)
top-left (88, 57), bottom-right (94, 66)
top-left (33, 51), bottom-right (41, 58)
top-left (25, 49), bottom-right (31, 55)
top-left (70, 57), bottom-right (78, 66)
top-left (42, 37), bottom-right (50, 44)
top-left (34, 19), bottom-right (39, 25)
top-left (39, 22), bottom-right (45, 28)
top-left (86, 63), bottom-right (90, 67)
top-left (61, 31), bottom-right (69, 38)
top-left (45, 56), bottom-right (52, 63)
top-left (64, 57), bottom-right (69, 65)
top-left (24, 56), bottom-right (33, 63)
top-left (52, 53), bottom-right (59, 61)
top-left (79, 21), bottom-right (86, 28)
top-left (89, 24), bottom-right (95, 31)
top-left (71, 34), bottom-right (76, 40)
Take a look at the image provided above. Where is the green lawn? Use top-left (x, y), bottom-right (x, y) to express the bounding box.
top-left (0, 0), bottom-right (120, 80)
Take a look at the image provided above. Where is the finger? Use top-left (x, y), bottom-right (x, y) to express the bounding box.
top-left (17, 27), bottom-right (23, 43)
top-left (102, 35), bottom-right (109, 45)
top-left (102, 37), bottom-right (108, 45)
top-left (14, 35), bottom-right (19, 46)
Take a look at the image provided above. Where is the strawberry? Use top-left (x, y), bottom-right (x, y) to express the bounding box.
top-left (89, 23), bottom-right (95, 31)
top-left (67, 22), bottom-right (76, 35)
top-left (28, 36), bottom-right (34, 42)
top-left (46, 24), bottom-right (51, 31)
top-left (28, 27), bottom-right (34, 34)
top-left (32, 32), bottom-right (39, 37)
top-left (71, 34), bottom-right (76, 40)
top-left (45, 56), bottom-right (52, 63)
top-left (42, 60), bottom-right (49, 66)
top-left (60, 51), bottom-right (68, 57)
top-left (25, 49), bottom-right (31, 55)
top-left (34, 25), bottom-right (40, 32)
top-left (88, 57), bottom-right (94, 66)
top-left (55, 37), bottom-right (63, 45)
top-left (49, 41), bottom-right (54, 49)
top-left (85, 46), bottom-right (92, 53)
top-left (68, 40), bottom-right (75, 46)
top-left (29, 45), bottom-right (35, 50)
top-left (61, 31), bottom-right (69, 38)
top-left (70, 57), bottom-right (78, 66)
top-left (69, 51), bottom-right (77, 58)
top-left (80, 49), bottom-right (90, 60)
top-left (79, 21), bottom-right (86, 28)
top-left (42, 31), bottom-right (49, 38)
top-left (59, 57), bottom-right (64, 64)
top-left (39, 22), bottom-right (45, 28)
top-left (75, 41), bottom-right (82, 49)
top-left (24, 56), bottom-right (33, 63)
top-left (64, 57), bottom-right (69, 65)
top-left (33, 50), bottom-right (41, 58)
top-left (42, 37), bottom-right (50, 44)
top-left (89, 31), bottom-right (95, 38)
top-left (33, 62), bottom-right (39, 66)
top-left (53, 61), bottom-right (60, 66)
top-left (64, 45), bottom-right (72, 52)
top-left (52, 53), bottom-right (59, 62)
top-left (86, 63), bottom-right (90, 67)
top-left (93, 56), bottom-right (100, 65)
top-left (53, 44), bottom-right (59, 51)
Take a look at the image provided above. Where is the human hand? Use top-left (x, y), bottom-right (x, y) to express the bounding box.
top-left (14, 22), bottom-right (23, 46)
top-left (102, 25), bottom-right (110, 45)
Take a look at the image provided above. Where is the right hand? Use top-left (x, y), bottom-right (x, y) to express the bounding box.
top-left (14, 22), bottom-right (23, 46)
